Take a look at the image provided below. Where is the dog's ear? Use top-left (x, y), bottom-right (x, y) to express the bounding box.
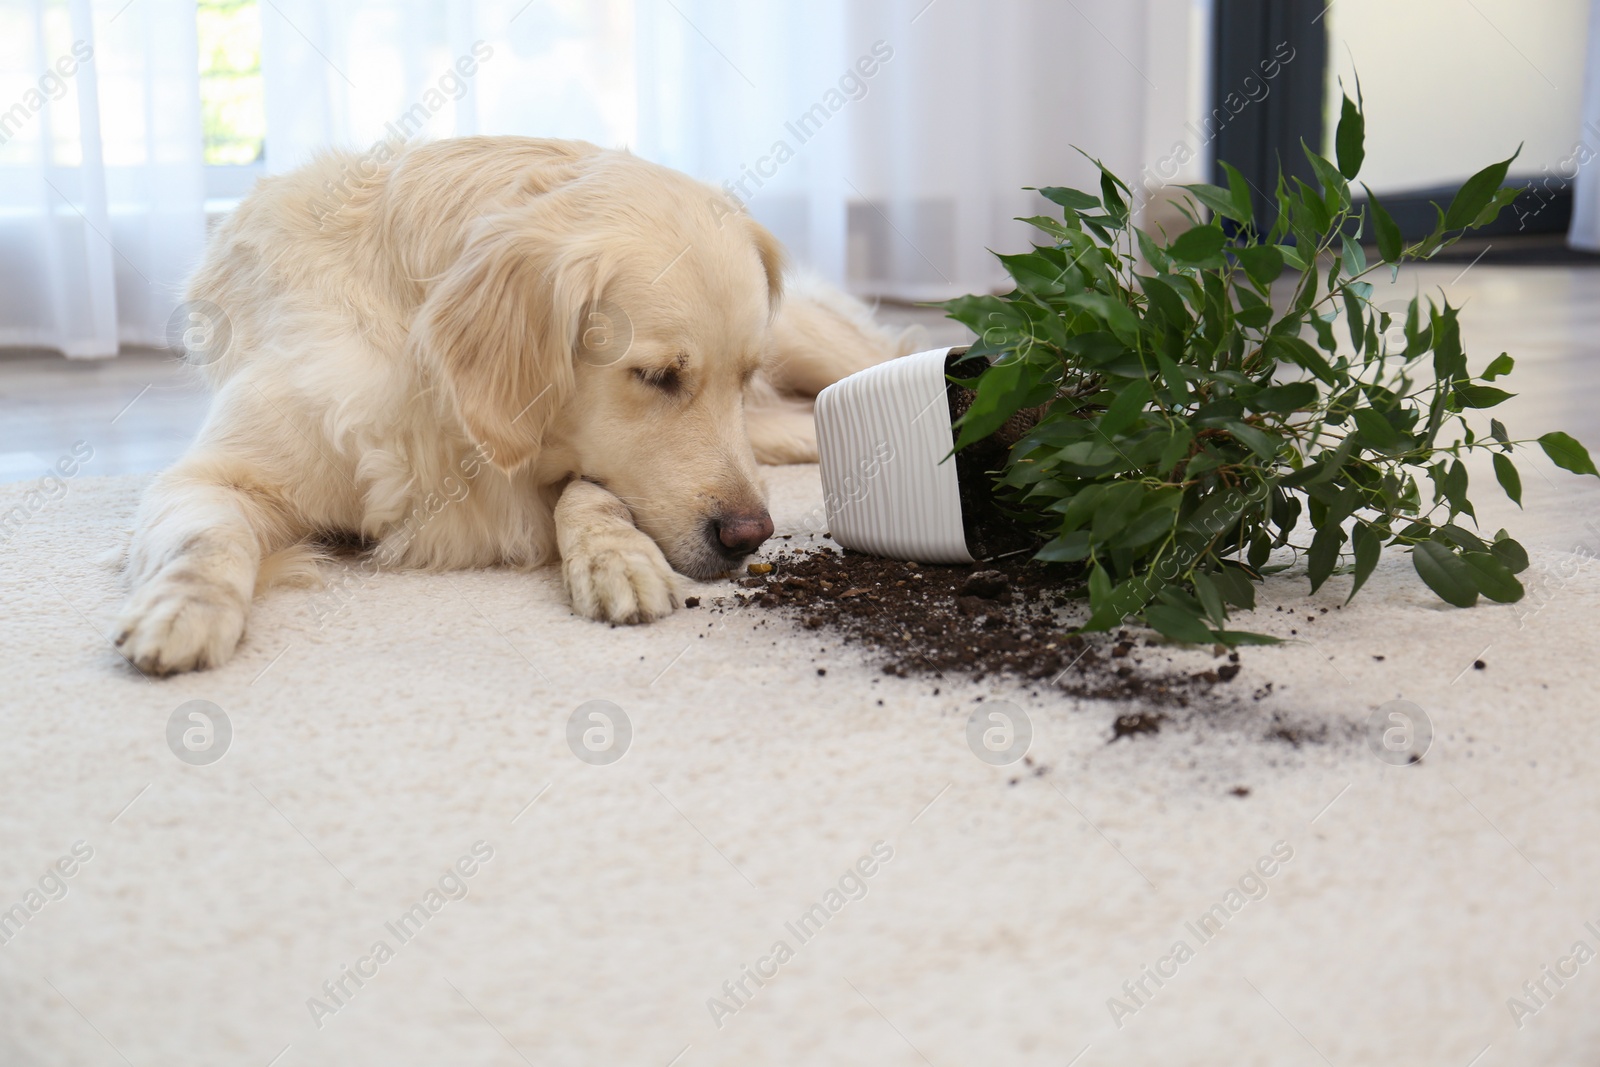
top-left (745, 216), bottom-right (786, 316)
top-left (415, 209), bottom-right (600, 473)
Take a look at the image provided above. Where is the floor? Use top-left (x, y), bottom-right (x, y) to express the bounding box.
top-left (5, 269), bottom-right (1600, 1067)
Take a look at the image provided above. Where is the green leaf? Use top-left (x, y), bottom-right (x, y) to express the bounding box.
top-left (1088, 560), bottom-right (1113, 609)
top-left (1436, 524), bottom-right (1488, 554)
top-left (1220, 161), bottom-right (1255, 227)
top-left (1098, 379), bottom-right (1154, 438)
top-left (1474, 185), bottom-right (1524, 230)
top-left (1122, 491), bottom-right (1183, 550)
top-left (952, 363), bottom-right (1019, 447)
top-left (1191, 570), bottom-right (1228, 627)
top-left (997, 251), bottom-right (1068, 296)
top-left (1455, 383), bottom-right (1515, 408)
top-left (1169, 224), bottom-right (1227, 263)
top-left (1489, 418), bottom-right (1510, 447)
top-left (1344, 236), bottom-right (1369, 280)
top-left (1363, 186), bottom-right (1403, 263)
top-left (1307, 521), bottom-right (1345, 594)
top-left (1152, 424), bottom-right (1191, 476)
top-left (1211, 565), bottom-right (1257, 610)
top-left (1247, 381), bottom-right (1318, 414)
top-left (1482, 352), bottom-right (1514, 381)
top-left (1139, 274), bottom-right (1191, 328)
top-left (1335, 91), bottom-right (1365, 180)
top-left (1248, 531), bottom-right (1271, 569)
top-left (1213, 630), bottom-right (1283, 646)
top-left (1092, 481), bottom-right (1147, 540)
top-left (1186, 183), bottom-right (1249, 225)
top-left (1155, 350), bottom-right (1193, 403)
top-left (1310, 310), bottom-right (1338, 353)
top-left (1235, 301), bottom-right (1274, 330)
top-left (1136, 227), bottom-right (1171, 273)
top-left (1077, 213), bottom-right (1116, 244)
top-left (1101, 173), bottom-right (1129, 223)
top-left (953, 357), bottom-right (1050, 450)
top-left (1266, 335), bottom-right (1339, 385)
top-left (1276, 242), bottom-right (1309, 272)
top-left (1538, 431), bottom-right (1600, 477)
top-left (1234, 244), bottom-right (1284, 287)
top-left (1344, 289), bottom-right (1367, 358)
top-left (1402, 296), bottom-right (1430, 357)
top-left (1349, 522), bottom-right (1381, 602)
top-left (1462, 551), bottom-right (1523, 603)
top-left (1054, 439), bottom-right (1123, 469)
top-left (1293, 177), bottom-right (1333, 232)
top-left (1433, 303), bottom-right (1465, 381)
top-left (1038, 186), bottom-right (1102, 211)
top-left (1417, 201), bottom-right (1450, 256)
top-left (1223, 419), bottom-right (1282, 460)
top-left (1492, 453), bottom-right (1523, 507)
top-left (1445, 147), bottom-right (1522, 231)
top-left (1490, 535), bottom-right (1530, 574)
top-left (940, 292), bottom-right (1015, 336)
top-left (1443, 458), bottom-right (1472, 517)
top-left (1036, 531), bottom-right (1092, 562)
top-left (1412, 541), bottom-right (1479, 607)
top-left (1143, 603), bottom-right (1216, 645)
top-left (1054, 482), bottom-right (1107, 531)
top-left (1017, 215), bottom-right (1076, 242)
top-left (1083, 572), bottom-right (1151, 632)
top-left (1064, 292), bottom-right (1142, 344)
top-left (1302, 143), bottom-right (1350, 210)
top-left (1352, 407), bottom-right (1406, 451)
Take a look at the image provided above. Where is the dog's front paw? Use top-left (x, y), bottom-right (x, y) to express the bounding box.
top-left (114, 578), bottom-right (248, 675)
top-left (563, 530), bottom-right (679, 624)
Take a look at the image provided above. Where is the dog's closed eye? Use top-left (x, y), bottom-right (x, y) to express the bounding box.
top-left (632, 366), bottom-right (683, 395)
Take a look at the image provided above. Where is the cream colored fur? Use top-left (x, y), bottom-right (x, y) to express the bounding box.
top-left (114, 137), bottom-right (916, 675)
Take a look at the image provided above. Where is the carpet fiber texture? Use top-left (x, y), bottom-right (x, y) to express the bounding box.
top-left (2, 467), bottom-right (1598, 1067)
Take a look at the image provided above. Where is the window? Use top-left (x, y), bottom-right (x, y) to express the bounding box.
top-left (198, 0), bottom-right (264, 203)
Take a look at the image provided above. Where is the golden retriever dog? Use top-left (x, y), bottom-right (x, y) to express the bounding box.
top-left (115, 137), bottom-right (914, 675)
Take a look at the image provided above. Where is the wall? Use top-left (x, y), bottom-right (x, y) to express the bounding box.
top-left (1325, 0), bottom-right (1591, 192)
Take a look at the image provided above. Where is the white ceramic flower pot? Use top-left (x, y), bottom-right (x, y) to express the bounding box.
top-left (815, 345), bottom-right (977, 564)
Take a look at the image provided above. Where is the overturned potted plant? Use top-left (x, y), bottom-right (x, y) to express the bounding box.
top-left (817, 89), bottom-right (1599, 645)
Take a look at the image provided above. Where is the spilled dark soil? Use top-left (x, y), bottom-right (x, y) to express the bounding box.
top-left (718, 543), bottom-right (1247, 717)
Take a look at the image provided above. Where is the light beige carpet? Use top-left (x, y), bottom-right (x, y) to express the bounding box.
top-left (2, 463), bottom-right (1599, 1067)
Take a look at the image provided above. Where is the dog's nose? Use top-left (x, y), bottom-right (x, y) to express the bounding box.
top-left (715, 510), bottom-right (774, 556)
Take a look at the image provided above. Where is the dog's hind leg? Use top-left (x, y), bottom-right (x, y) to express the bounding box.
top-left (743, 389), bottom-right (820, 466)
top-left (114, 452), bottom-right (305, 675)
top-left (749, 273), bottom-right (924, 464)
top-left (761, 272), bottom-right (924, 399)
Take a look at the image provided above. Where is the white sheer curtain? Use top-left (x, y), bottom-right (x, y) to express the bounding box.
top-left (1, 0), bottom-right (1206, 357)
top-left (0, 0), bottom-right (206, 357)
top-left (261, 0), bottom-right (1207, 300)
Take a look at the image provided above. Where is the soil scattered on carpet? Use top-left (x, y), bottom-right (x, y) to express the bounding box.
top-left (717, 545), bottom-right (1248, 719)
